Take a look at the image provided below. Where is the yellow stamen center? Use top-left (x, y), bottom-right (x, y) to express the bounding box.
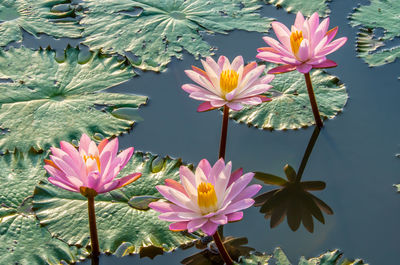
top-left (197, 182), bottom-right (218, 214)
top-left (83, 154), bottom-right (101, 172)
top-left (290, 30), bottom-right (303, 55)
top-left (220, 69), bottom-right (239, 95)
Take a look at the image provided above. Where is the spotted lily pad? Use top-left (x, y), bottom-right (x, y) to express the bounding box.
top-left (263, 0), bottom-right (330, 17)
top-left (33, 152), bottom-right (201, 254)
top-left (237, 247), bottom-right (367, 265)
top-left (0, 152), bottom-right (87, 264)
top-left (0, 0), bottom-right (81, 46)
top-left (0, 46), bottom-right (147, 152)
top-left (350, 0), bottom-right (400, 74)
top-left (229, 65), bottom-right (347, 130)
top-left (79, 0), bottom-right (272, 71)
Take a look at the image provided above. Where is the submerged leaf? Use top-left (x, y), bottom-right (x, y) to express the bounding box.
top-left (33, 152), bottom-right (201, 254)
top-left (229, 64), bottom-right (347, 130)
top-left (79, 0), bottom-right (272, 71)
top-left (350, 0), bottom-right (400, 76)
top-left (263, 0), bottom-right (330, 17)
top-left (0, 46), bottom-right (147, 152)
top-left (0, 0), bottom-right (81, 46)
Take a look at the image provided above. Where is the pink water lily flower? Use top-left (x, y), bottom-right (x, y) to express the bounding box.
top-left (182, 55), bottom-right (274, 112)
top-left (149, 158), bottom-right (261, 236)
top-left (257, 12), bottom-right (347, 74)
top-left (44, 134), bottom-right (141, 196)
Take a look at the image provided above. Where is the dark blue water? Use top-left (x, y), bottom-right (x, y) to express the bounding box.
top-left (20, 0), bottom-right (400, 264)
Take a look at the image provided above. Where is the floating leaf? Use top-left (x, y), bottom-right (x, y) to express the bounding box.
top-left (237, 247), bottom-right (368, 265)
top-left (263, 0), bottom-right (330, 17)
top-left (79, 0), bottom-right (272, 71)
top-left (0, 153), bottom-right (87, 264)
top-left (33, 152), bottom-right (200, 254)
top-left (350, 0), bottom-right (400, 75)
top-left (0, 46), bottom-right (147, 152)
top-left (394, 184), bottom-right (400, 192)
top-left (229, 65), bottom-right (347, 130)
top-left (0, 0), bottom-right (81, 46)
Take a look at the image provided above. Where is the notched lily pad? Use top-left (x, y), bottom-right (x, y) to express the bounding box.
top-left (0, 46), bottom-right (147, 152)
top-left (33, 152), bottom-right (200, 254)
top-left (229, 64), bottom-right (347, 130)
top-left (237, 247), bottom-right (368, 265)
top-left (79, 0), bottom-right (272, 71)
top-left (264, 0), bottom-right (330, 17)
top-left (350, 0), bottom-right (400, 76)
top-left (0, 153), bottom-right (87, 265)
top-left (0, 0), bottom-right (82, 46)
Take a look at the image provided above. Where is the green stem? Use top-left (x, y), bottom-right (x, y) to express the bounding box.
top-left (213, 230), bottom-right (234, 265)
top-left (219, 105), bottom-right (229, 160)
top-left (87, 196), bottom-right (100, 258)
top-left (296, 126), bottom-right (320, 183)
top-left (304, 72), bottom-right (323, 128)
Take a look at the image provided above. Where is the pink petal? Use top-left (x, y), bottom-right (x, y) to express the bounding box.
top-left (268, 64), bottom-right (297, 74)
top-left (234, 97), bottom-right (262, 106)
top-left (50, 155), bottom-right (82, 180)
top-left (242, 61), bottom-right (258, 78)
top-left (280, 56), bottom-right (302, 65)
top-left (97, 139), bottom-right (108, 154)
top-left (190, 91), bottom-right (222, 102)
top-left (210, 214), bottom-right (228, 225)
top-left (197, 101), bottom-right (216, 112)
top-left (313, 17), bottom-right (330, 47)
top-left (312, 59), bottom-right (337, 68)
top-left (159, 212), bottom-right (192, 222)
top-left (48, 177), bottom-right (79, 192)
top-left (217, 56), bottom-right (227, 69)
top-left (50, 147), bottom-right (83, 178)
top-left (182, 83), bottom-right (207, 94)
top-left (205, 56), bottom-right (222, 75)
top-left (294, 12), bottom-right (305, 29)
top-left (297, 39), bottom-right (310, 62)
top-left (228, 168), bottom-right (243, 187)
top-left (101, 138), bottom-right (119, 160)
top-left (227, 212), bottom-right (243, 222)
top-left (187, 218), bottom-right (208, 232)
top-left (169, 222), bottom-right (188, 232)
top-left (210, 100), bottom-right (227, 108)
top-left (308, 12), bottom-right (320, 35)
top-left (231, 56), bottom-right (244, 72)
top-left (272, 21), bottom-right (291, 49)
top-left (223, 198), bottom-right (255, 214)
top-left (100, 173), bottom-right (141, 193)
top-left (165, 179), bottom-right (188, 196)
top-left (116, 147), bottom-right (134, 169)
top-left (326, 26), bottom-right (338, 43)
top-left (236, 84), bottom-right (271, 99)
top-left (149, 201), bottom-right (191, 213)
top-left (198, 159), bottom-right (211, 178)
top-left (262, 36), bottom-right (293, 57)
top-left (79, 134), bottom-right (91, 155)
top-left (257, 95), bottom-right (272, 102)
top-left (320, 37), bottom-right (347, 55)
top-left (59, 141), bottom-right (82, 165)
top-left (209, 158), bottom-right (226, 186)
top-left (256, 51), bottom-right (285, 64)
top-left (184, 70), bottom-right (218, 95)
top-left (201, 221), bottom-right (219, 236)
top-left (296, 63), bottom-right (313, 73)
top-left (232, 184), bottom-right (262, 203)
top-left (156, 185), bottom-right (195, 210)
top-left (223, 172), bottom-right (254, 205)
top-left (215, 161), bottom-right (232, 201)
top-left (226, 102), bottom-right (243, 110)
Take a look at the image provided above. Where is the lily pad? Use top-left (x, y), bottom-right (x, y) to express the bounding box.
top-left (0, 0), bottom-right (81, 46)
top-left (33, 152), bottom-right (201, 254)
top-left (263, 0), bottom-right (330, 17)
top-left (350, 0), bottom-right (400, 74)
top-left (237, 247), bottom-right (367, 265)
top-left (79, 0), bottom-right (272, 71)
top-left (0, 152), bottom-right (87, 264)
top-left (394, 184), bottom-right (400, 192)
top-left (229, 65), bottom-right (347, 130)
top-left (0, 46), bottom-right (147, 152)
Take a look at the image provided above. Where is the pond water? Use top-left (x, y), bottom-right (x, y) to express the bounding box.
top-left (18, 0), bottom-right (400, 264)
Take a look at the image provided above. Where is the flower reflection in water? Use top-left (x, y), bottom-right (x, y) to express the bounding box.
top-left (254, 127), bottom-right (333, 232)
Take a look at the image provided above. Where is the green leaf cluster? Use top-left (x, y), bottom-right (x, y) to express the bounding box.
top-left (264, 0), bottom-right (330, 17)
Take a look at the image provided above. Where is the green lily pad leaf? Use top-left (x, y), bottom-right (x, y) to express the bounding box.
top-left (0, 46), bottom-right (147, 152)
top-left (229, 65), bottom-right (347, 130)
top-left (264, 0), bottom-right (330, 17)
top-left (79, 0), bottom-right (272, 71)
top-left (33, 152), bottom-right (200, 254)
top-left (254, 172), bottom-right (287, 186)
top-left (350, 0), bottom-right (400, 75)
top-left (128, 195), bottom-right (160, 210)
top-left (0, 153), bottom-right (88, 264)
top-left (0, 0), bottom-right (81, 46)
top-left (394, 184), bottom-right (400, 192)
top-left (237, 247), bottom-right (368, 265)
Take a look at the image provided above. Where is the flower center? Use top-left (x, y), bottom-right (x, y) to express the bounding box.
top-left (83, 154), bottom-right (101, 173)
top-left (220, 69), bottom-right (239, 95)
top-left (197, 182), bottom-right (218, 214)
top-left (290, 30), bottom-right (303, 55)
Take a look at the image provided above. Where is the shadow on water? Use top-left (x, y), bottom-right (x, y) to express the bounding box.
top-left (253, 127), bottom-right (333, 233)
